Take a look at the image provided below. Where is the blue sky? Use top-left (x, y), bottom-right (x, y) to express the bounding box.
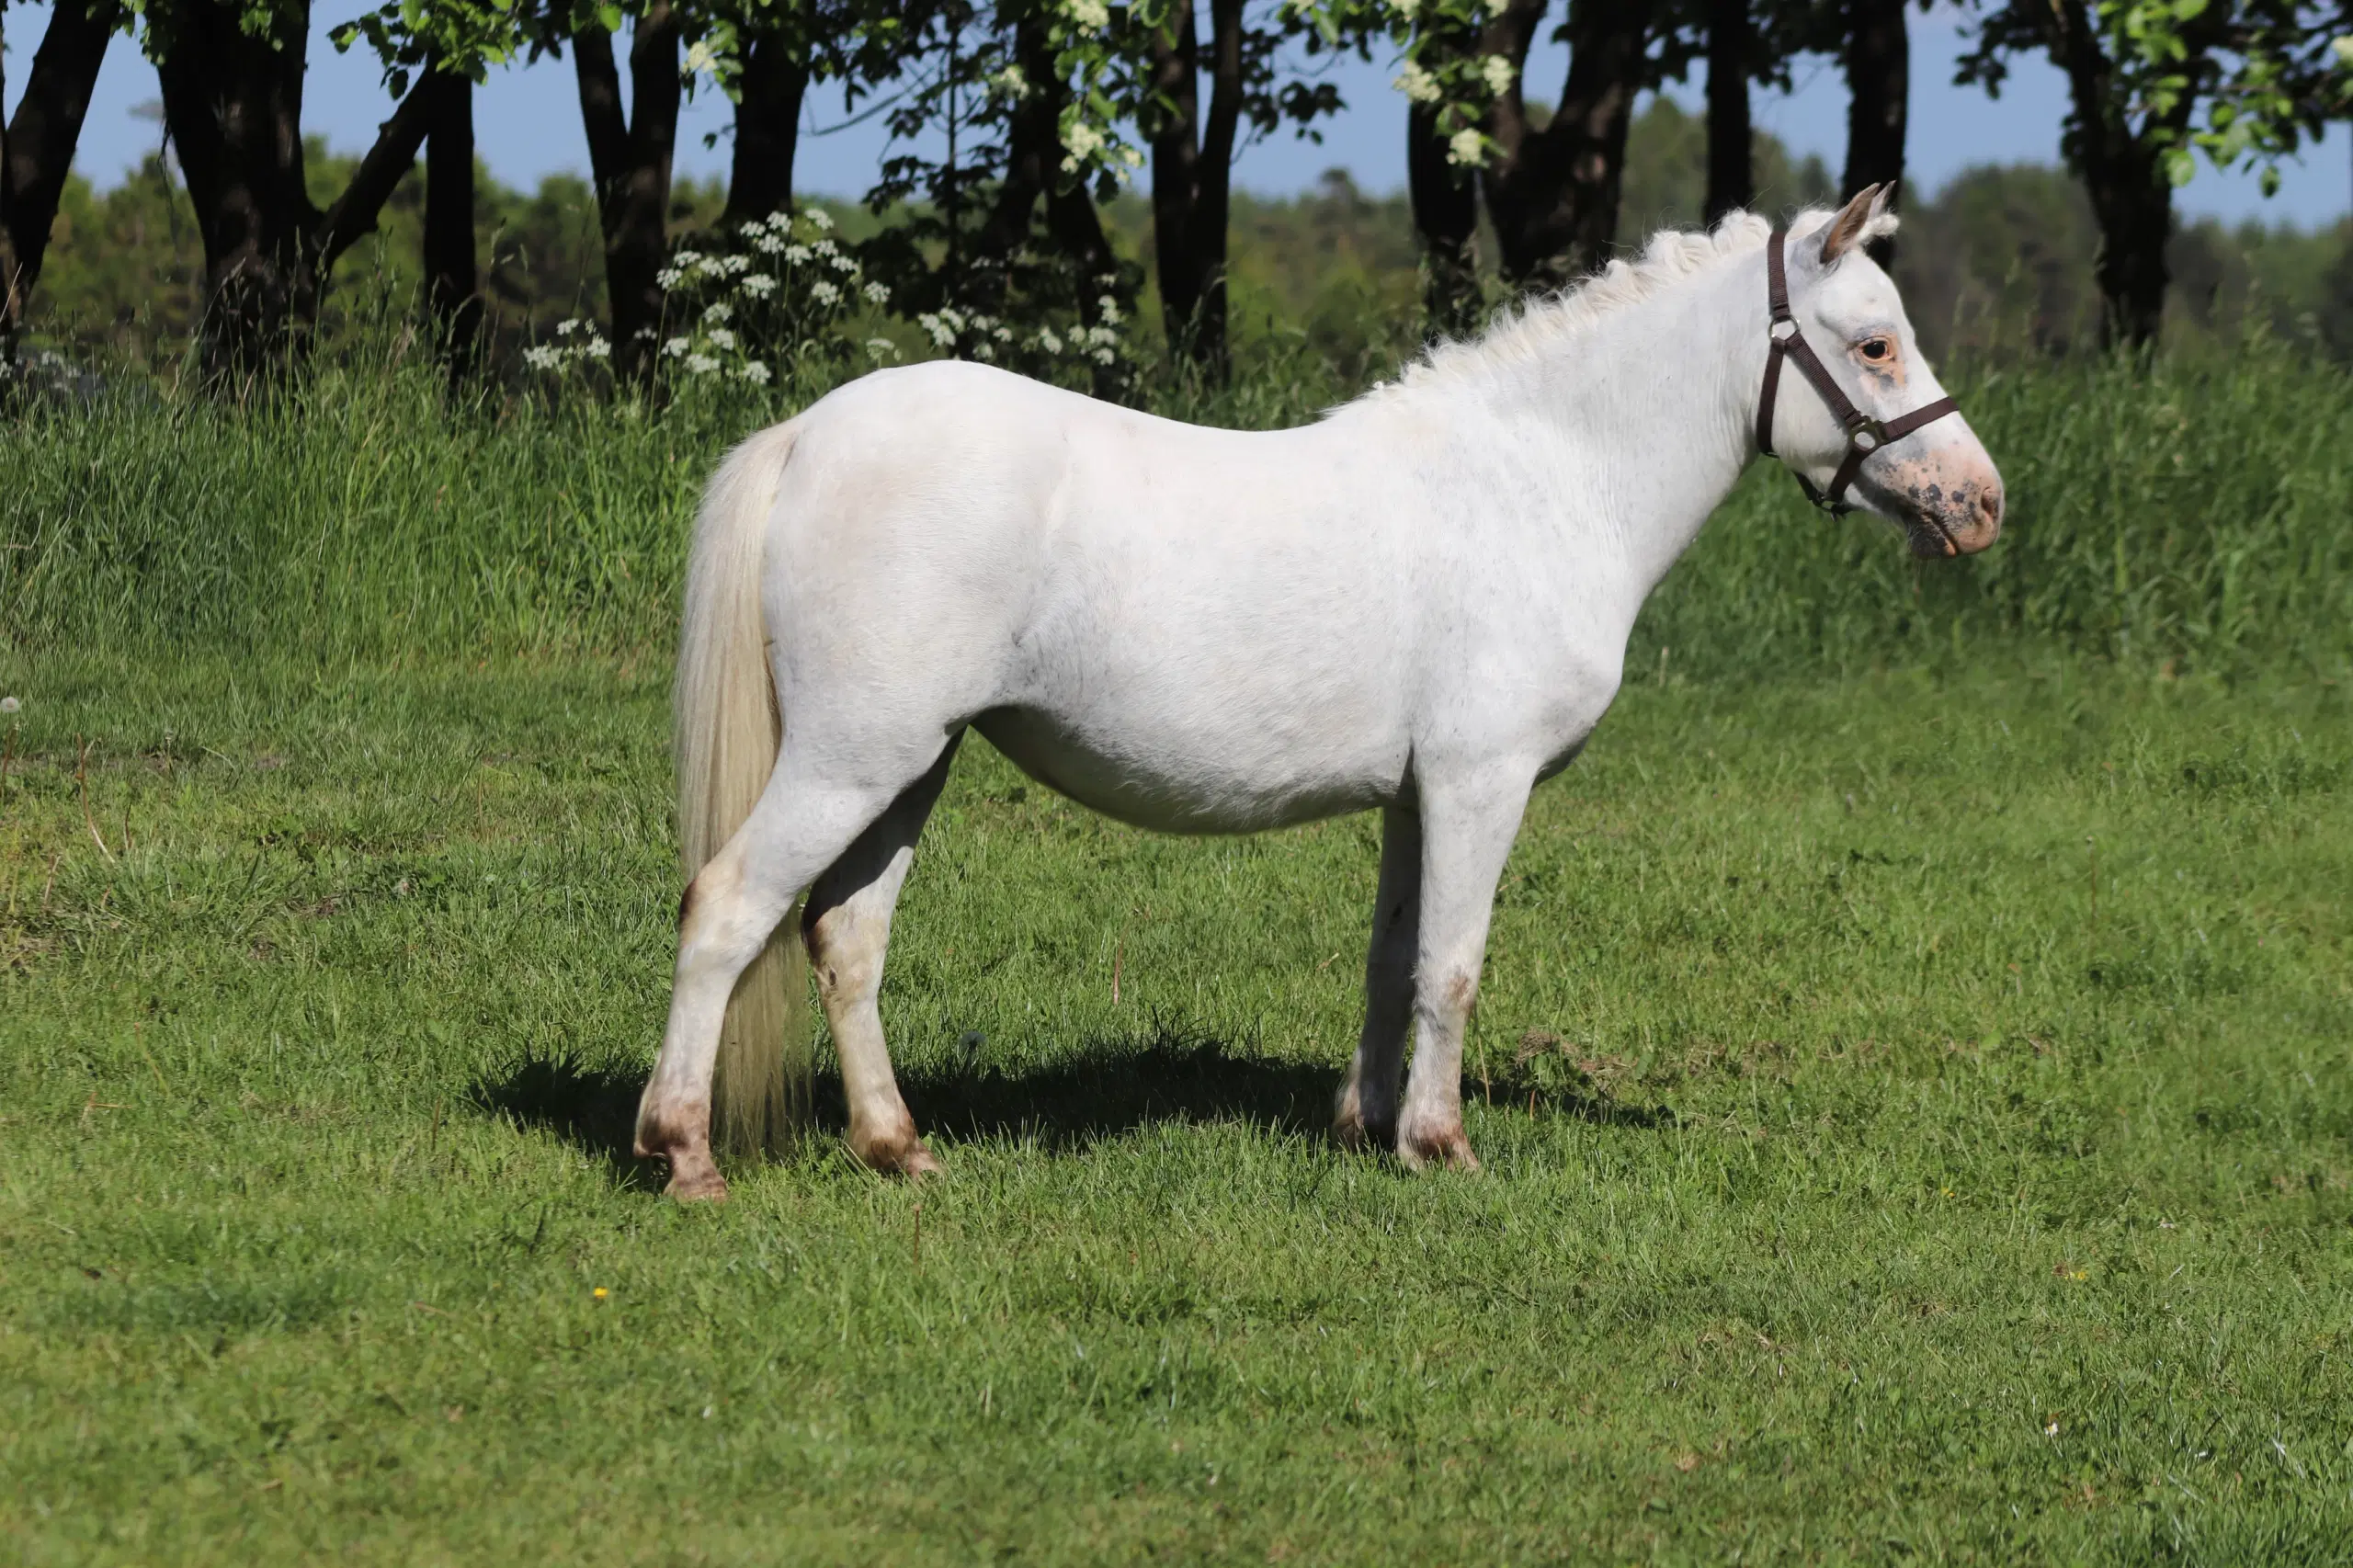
top-left (7, 3), bottom-right (2347, 227)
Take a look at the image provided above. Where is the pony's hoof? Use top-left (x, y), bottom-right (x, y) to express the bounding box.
top-left (1397, 1125), bottom-right (1481, 1173)
top-left (852, 1126), bottom-right (942, 1179)
top-left (661, 1148), bottom-right (730, 1202)
top-left (1332, 1111), bottom-right (1395, 1153)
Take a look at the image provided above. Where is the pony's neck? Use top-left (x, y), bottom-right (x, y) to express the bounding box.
top-left (1446, 252), bottom-right (1768, 602)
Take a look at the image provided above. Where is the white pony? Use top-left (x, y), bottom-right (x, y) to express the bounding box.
top-left (636, 187), bottom-right (2003, 1199)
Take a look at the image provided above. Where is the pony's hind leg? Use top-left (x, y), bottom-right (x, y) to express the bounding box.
top-left (802, 733), bottom-right (964, 1176)
top-left (1335, 803), bottom-right (1420, 1151)
top-left (637, 772), bottom-right (907, 1199)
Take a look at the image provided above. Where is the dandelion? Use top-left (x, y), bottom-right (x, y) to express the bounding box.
top-left (866, 336), bottom-right (900, 362)
top-left (664, 336), bottom-right (691, 358)
top-left (702, 301), bottom-right (733, 324)
top-left (1482, 54), bottom-right (1516, 96)
top-left (862, 280), bottom-right (890, 305)
top-left (523, 345), bottom-right (563, 371)
top-left (740, 360), bottom-right (772, 385)
top-left (1447, 127), bottom-right (1486, 167)
top-left (1395, 62), bottom-right (1441, 104)
top-left (685, 352), bottom-right (720, 376)
top-left (592, 1287), bottom-right (609, 1300)
top-left (742, 274), bottom-right (778, 298)
top-left (810, 279), bottom-right (842, 306)
top-left (0, 697), bottom-right (19, 714)
top-left (708, 326), bottom-right (737, 350)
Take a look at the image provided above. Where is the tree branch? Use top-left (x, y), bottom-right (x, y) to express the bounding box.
top-left (313, 73), bottom-right (439, 270)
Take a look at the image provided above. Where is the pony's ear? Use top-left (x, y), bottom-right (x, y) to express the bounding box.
top-left (1817, 182), bottom-right (1896, 265)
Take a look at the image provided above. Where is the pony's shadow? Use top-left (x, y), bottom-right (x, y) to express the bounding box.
top-left (470, 1020), bottom-right (1675, 1183)
top-left (467, 1023), bottom-right (1332, 1179)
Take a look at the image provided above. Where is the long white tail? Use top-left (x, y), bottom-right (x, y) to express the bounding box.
top-left (674, 422), bottom-right (811, 1156)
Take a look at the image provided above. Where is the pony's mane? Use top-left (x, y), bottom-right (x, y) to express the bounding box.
top-left (1373, 204), bottom-right (1900, 398)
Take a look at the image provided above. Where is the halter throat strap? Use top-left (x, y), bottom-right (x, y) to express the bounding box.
top-left (1756, 229), bottom-right (1958, 514)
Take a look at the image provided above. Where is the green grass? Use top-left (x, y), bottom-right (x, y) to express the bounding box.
top-left (4, 648), bottom-right (2349, 1562)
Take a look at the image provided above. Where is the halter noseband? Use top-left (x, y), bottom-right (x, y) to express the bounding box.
top-left (1756, 229), bottom-right (1958, 515)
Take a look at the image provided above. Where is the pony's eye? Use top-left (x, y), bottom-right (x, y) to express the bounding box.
top-left (1859, 337), bottom-right (1893, 362)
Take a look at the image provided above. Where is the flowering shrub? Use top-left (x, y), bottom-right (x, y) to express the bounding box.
top-left (525, 208), bottom-right (900, 395)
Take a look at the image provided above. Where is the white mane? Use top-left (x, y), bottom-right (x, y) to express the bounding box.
top-left (1379, 204), bottom-right (1901, 397)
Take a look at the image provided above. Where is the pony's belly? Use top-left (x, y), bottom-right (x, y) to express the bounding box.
top-left (972, 707), bottom-right (1401, 834)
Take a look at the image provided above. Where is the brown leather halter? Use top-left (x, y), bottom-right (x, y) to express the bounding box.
top-left (1756, 229), bottom-right (1958, 515)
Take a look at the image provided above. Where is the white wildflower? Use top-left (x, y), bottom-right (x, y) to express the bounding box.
top-left (1120, 144), bottom-right (1143, 169)
top-left (832, 251), bottom-right (860, 274)
top-left (866, 336), bottom-right (900, 362)
top-left (683, 40), bottom-right (719, 77)
top-left (993, 324), bottom-right (1013, 343)
top-left (811, 238), bottom-right (839, 258)
top-left (918, 313), bottom-right (957, 348)
top-left (862, 281), bottom-right (890, 304)
top-left (655, 267), bottom-right (686, 290)
top-left (1096, 295), bottom-right (1122, 325)
top-left (742, 274), bottom-right (778, 298)
top-left (740, 360), bottom-right (772, 385)
top-left (1483, 55), bottom-right (1516, 96)
top-left (673, 249), bottom-right (705, 271)
top-left (702, 301), bottom-right (733, 324)
top-left (1448, 127), bottom-right (1486, 167)
top-left (972, 343), bottom-right (995, 362)
top-left (803, 208), bottom-right (833, 231)
top-left (753, 232), bottom-right (786, 255)
top-left (1036, 328), bottom-right (1064, 355)
top-left (523, 345), bottom-right (563, 370)
top-left (810, 279), bottom-right (842, 305)
top-left (1064, 0), bottom-right (1109, 28)
top-left (664, 336), bottom-right (691, 358)
top-left (584, 335), bottom-right (611, 360)
top-left (554, 319), bottom-right (582, 337)
top-left (707, 326), bottom-right (737, 350)
top-left (685, 353), bottom-right (720, 376)
top-left (785, 244), bottom-right (813, 264)
top-left (990, 63), bottom-right (1029, 100)
top-left (1395, 62), bottom-right (1441, 104)
top-left (1092, 346), bottom-right (1116, 366)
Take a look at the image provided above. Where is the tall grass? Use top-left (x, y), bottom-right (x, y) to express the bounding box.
top-left (4, 340), bottom-right (2347, 674)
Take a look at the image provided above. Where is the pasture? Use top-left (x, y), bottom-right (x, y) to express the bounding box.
top-left (4, 350), bottom-right (2352, 1562)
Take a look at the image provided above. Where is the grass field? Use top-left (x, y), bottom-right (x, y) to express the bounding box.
top-left (4, 646), bottom-right (2348, 1562)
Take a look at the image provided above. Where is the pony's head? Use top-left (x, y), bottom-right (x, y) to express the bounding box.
top-left (1765, 186), bottom-right (2003, 559)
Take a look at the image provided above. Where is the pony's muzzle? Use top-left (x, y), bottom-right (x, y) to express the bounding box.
top-left (1883, 457), bottom-right (2003, 559)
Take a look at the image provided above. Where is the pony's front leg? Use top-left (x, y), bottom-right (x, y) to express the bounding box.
top-left (1394, 769), bottom-right (1532, 1172)
top-left (1335, 803), bottom-right (1420, 1151)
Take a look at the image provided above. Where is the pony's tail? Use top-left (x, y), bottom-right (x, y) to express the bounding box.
top-left (675, 422), bottom-right (811, 1157)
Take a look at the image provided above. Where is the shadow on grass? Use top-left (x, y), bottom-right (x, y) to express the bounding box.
top-left (471, 1019), bottom-right (1673, 1184)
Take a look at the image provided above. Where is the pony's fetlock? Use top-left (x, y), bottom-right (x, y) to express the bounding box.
top-left (1397, 1120), bottom-right (1481, 1173)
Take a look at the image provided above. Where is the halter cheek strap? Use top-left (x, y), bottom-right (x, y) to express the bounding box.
top-left (1756, 229), bottom-right (1958, 514)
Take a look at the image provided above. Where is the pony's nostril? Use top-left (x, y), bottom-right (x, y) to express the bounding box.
top-left (1978, 488), bottom-right (2003, 528)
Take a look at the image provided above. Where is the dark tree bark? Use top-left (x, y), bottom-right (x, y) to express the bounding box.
top-left (1483, 0), bottom-right (1661, 287)
top-left (3, 0), bottom-right (123, 347)
top-left (423, 68), bottom-right (481, 378)
top-left (1147, 0), bottom-right (1243, 373)
top-left (1842, 0), bottom-right (1907, 265)
top-left (1407, 94), bottom-right (1480, 337)
top-left (2045, 0), bottom-right (2189, 347)
top-left (721, 32), bottom-right (810, 229)
top-left (1703, 0), bottom-right (1752, 224)
top-left (574, 2), bottom-right (683, 382)
top-left (155, 0), bottom-right (436, 379)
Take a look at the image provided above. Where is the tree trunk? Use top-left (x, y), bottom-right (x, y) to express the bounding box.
top-left (1483, 0), bottom-right (1659, 288)
top-left (1148, 0), bottom-right (1242, 373)
top-left (1404, 21), bottom-right (1481, 337)
top-left (721, 32), bottom-right (809, 230)
top-left (3, 0), bottom-right (121, 347)
top-left (1703, 0), bottom-right (1751, 224)
top-left (2047, 0), bottom-right (2177, 347)
top-left (424, 68), bottom-right (481, 378)
top-left (156, 0), bottom-right (435, 379)
top-left (574, 3), bottom-right (683, 382)
top-left (1842, 0), bottom-right (1906, 265)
